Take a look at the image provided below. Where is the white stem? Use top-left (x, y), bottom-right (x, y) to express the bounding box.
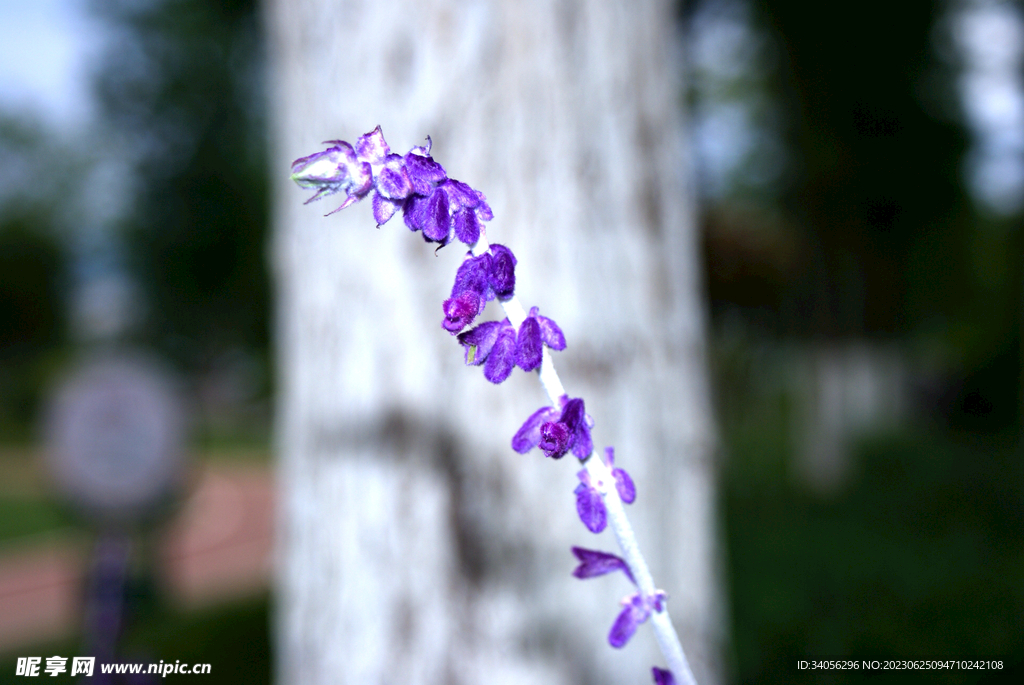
top-left (469, 230), bottom-right (697, 685)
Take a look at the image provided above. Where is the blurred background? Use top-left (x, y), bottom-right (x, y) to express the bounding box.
top-left (0, 0), bottom-right (1021, 682)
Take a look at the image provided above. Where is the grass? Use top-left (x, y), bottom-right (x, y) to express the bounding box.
top-left (0, 596), bottom-right (271, 684)
top-left (722, 413), bottom-right (1024, 684)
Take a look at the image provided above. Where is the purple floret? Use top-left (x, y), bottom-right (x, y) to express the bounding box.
top-left (442, 253), bottom-right (494, 334)
top-left (605, 447), bottom-right (636, 504)
top-left (609, 594), bottom-right (650, 649)
top-left (457, 319), bottom-right (517, 384)
top-left (574, 470), bottom-right (608, 533)
top-left (652, 667), bottom-right (676, 685)
top-left (512, 396), bottom-right (593, 460)
top-left (516, 316), bottom-right (543, 371)
top-left (442, 291), bottom-right (485, 333)
top-left (569, 546), bottom-right (635, 585)
top-left (511, 405), bottom-right (561, 453)
top-left (487, 244), bottom-right (517, 299)
top-left (483, 324), bottom-right (517, 383)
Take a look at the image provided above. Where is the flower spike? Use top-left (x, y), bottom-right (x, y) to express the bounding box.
top-left (293, 126), bottom-right (696, 685)
top-left (292, 127), bottom-right (492, 245)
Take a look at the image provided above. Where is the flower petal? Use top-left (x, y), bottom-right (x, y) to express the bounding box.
top-left (458, 320), bottom-right (503, 365)
top-left (403, 194), bottom-right (427, 232)
top-left (350, 161), bottom-right (373, 196)
top-left (652, 667), bottom-right (676, 685)
top-left (512, 405), bottom-right (561, 453)
top-left (443, 179), bottom-right (480, 210)
top-left (570, 546), bottom-right (635, 584)
top-left (560, 398), bottom-right (586, 431)
top-left (475, 191), bottom-right (493, 221)
top-left (608, 595), bottom-right (649, 649)
top-left (355, 125), bottom-right (390, 165)
top-left (559, 398), bottom-right (592, 460)
top-left (483, 324), bottom-right (516, 383)
top-left (372, 192), bottom-right (401, 226)
top-left (291, 142), bottom-right (356, 184)
top-left (539, 421), bottom-right (572, 459)
top-left (404, 151), bottom-right (447, 195)
top-left (453, 207), bottom-right (481, 245)
top-left (488, 244), bottom-right (517, 299)
top-left (377, 155), bottom-right (413, 200)
top-left (451, 252), bottom-right (492, 299)
top-left (421, 187), bottom-right (451, 243)
top-left (572, 430), bottom-right (593, 460)
top-left (537, 313), bottom-right (566, 350)
top-left (574, 481), bottom-right (607, 533)
top-left (613, 467), bottom-right (636, 504)
top-left (442, 291), bottom-right (484, 333)
top-left (516, 316), bottom-right (543, 371)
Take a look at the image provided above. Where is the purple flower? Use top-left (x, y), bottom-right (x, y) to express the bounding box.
top-left (609, 590), bottom-right (666, 649)
top-left (609, 594), bottom-right (650, 648)
top-left (403, 146), bottom-right (447, 195)
top-left (511, 405), bottom-right (561, 453)
top-left (488, 244), bottom-right (516, 300)
top-left (453, 252), bottom-right (493, 298)
top-left (353, 125), bottom-right (390, 165)
top-left (652, 667), bottom-right (676, 685)
top-left (442, 291), bottom-right (485, 334)
top-left (514, 306), bottom-right (566, 371)
top-left (443, 253), bottom-right (492, 332)
top-left (292, 127), bottom-right (494, 245)
top-left (540, 421), bottom-right (572, 457)
top-left (397, 149), bottom-right (491, 247)
top-left (605, 447), bottom-right (636, 504)
top-left (372, 153), bottom-right (415, 225)
top-left (372, 191), bottom-right (401, 225)
top-left (512, 396), bottom-right (593, 460)
top-left (516, 317), bottom-right (543, 371)
top-left (376, 154), bottom-right (413, 198)
top-left (570, 546), bottom-right (636, 585)
top-left (404, 186), bottom-right (451, 244)
top-left (574, 469), bottom-right (607, 533)
top-left (441, 245), bottom-right (520, 334)
top-left (290, 140), bottom-right (373, 213)
top-left (571, 547), bottom-right (665, 649)
top-left (551, 398), bottom-right (593, 460)
top-left (445, 180), bottom-right (491, 245)
top-left (457, 319), bottom-right (517, 383)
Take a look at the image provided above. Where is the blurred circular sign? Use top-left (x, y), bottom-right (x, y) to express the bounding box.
top-left (44, 353), bottom-right (187, 523)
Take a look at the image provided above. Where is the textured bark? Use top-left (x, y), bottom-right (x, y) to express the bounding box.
top-left (267, 1), bottom-right (721, 683)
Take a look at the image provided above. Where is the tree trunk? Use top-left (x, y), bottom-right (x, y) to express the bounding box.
top-left (267, 1), bottom-right (721, 683)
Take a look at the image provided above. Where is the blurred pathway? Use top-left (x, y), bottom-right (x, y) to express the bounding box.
top-left (0, 463), bottom-right (273, 652)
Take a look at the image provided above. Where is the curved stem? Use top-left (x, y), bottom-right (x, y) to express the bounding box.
top-left (470, 231), bottom-right (697, 685)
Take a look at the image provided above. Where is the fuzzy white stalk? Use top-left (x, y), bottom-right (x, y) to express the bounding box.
top-left (471, 230), bottom-right (696, 685)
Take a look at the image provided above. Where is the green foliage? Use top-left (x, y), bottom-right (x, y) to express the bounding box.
top-left (0, 498), bottom-right (71, 543)
top-left (702, 0), bottom-right (1024, 650)
top-left (0, 116), bottom-right (74, 433)
top-left (0, 597), bottom-right (270, 683)
top-left (91, 0), bottom-right (270, 377)
top-left (120, 595), bottom-right (271, 684)
top-left (701, 0), bottom-right (1022, 428)
top-left (722, 411), bottom-right (1024, 683)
